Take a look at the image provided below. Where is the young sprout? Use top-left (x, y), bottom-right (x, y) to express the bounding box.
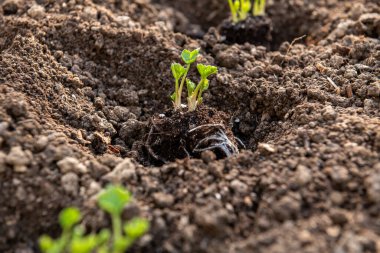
top-left (171, 49), bottom-right (200, 110)
top-left (39, 185), bottom-right (149, 253)
top-left (187, 64), bottom-right (218, 112)
top-left (253, 0), bottom-right (266, 16)
top-left (39, 207), bottom-right (84, 253)
top-left (98, 185), bottom-right (149, 253)
top-left (227, 0), bottom-right (252, 23)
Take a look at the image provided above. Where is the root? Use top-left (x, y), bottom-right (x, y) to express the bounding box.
top-left (188, 123), bottom-right (225, 133)
top-left (235, 136), bottom-right (246, 149)
top-left (280, 34), bottom-right (307, 65)
top-left (145, 122), bottom-right (168, 163)
top-left (145, 121), bottom-right (240, 164)
top-left (190, 128), bottom-right (239, 158)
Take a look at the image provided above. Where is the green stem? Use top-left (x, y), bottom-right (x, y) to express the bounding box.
top-left (228, 0), bottom-right (238, 23)
top-left (53, 229), bottom-right (71, 253)
top-left (176, 64), bottom-right (190, 109)
top-left (112, 214), bottom-right (122, 253)
top-left (253, 0), bottom-right (265, 16)
top-left (188, 78), bottom-right (205, 112)
top-left (173, 78), bottom-right (179, 108)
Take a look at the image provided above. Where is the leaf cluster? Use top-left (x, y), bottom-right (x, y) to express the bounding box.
top-left (170, 49), bottom-right (218, 111)
top-left (39, 185), bottom-right (149, 253)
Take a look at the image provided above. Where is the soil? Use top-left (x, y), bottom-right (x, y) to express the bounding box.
top-left (141, 106), bottom-right (238, 165)
top-left (0, 0), bottom-right (380, 253)
top-left (220, 16), bottom-right (273, 47)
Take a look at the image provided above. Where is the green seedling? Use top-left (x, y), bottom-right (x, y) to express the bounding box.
top-left (227, 0), bottom-right (251, 23)
top-left (187, 64), bottom-right (218, 111)
top-left (170, 49), bottom-right (218, 111)
top-left (227, 0), bottom-right (266, 22)
top-left (253, 0), bottom-right (266, 16)
top-left (171, 48), bottom-right (200, 110)
top-left (39, 185), bottom-right (149, 253)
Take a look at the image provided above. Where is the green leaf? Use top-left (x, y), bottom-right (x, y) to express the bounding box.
top-left (124, 218), bottom-right (149, 239)
top-left (70, 234), bottom-right (98, 253)
top-left (39, 235), bottom-right (54, 253)
top-left (59, 207), bottom-right (81, 231)
top-left (98, 185), bottom-right (131, 215)
top-left (186, 79), bottom-right (196, 97)
top-left (181, 48), bottom-right (199, 64)
top-left (171, 63), bottom-right (186, 80)
top-left (170, 92), bottom-right (176, 102)
top-left (97, 229), bottom-right (111, 245)
top-left (72, 226), bottom-right (85, 239)
top-left (201, 79), bottom-right (210, 92)
top-left (196, 64), bottom-right (218, 79)
top-left (114, 237), bottom-right (133, 252)
top-left (233, 0), bottom-right (240, 10)
top-left (241, 0), bottom-right (251, 12)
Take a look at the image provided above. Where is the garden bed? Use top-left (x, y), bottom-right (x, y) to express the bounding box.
top-left (0, 0), bottom-right (380, 252)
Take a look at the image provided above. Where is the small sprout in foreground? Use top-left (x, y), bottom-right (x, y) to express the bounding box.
top-left (39, 185), bottom-right (149, 253)
top-left (253, 0), bottom-right (266, 16)
top-left (171, 48), bottom-right (200, 110)
top-left (170, 49), bottom-right (218, 111)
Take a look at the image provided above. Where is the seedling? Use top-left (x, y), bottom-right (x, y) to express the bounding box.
top-left (227, 0), bottom-right (266, 23)
top-left (227, 0), bottom-right (251, 23)
top-left (39, 185), bottom-right (149, 253)
top-left (187, 64), bottom-right (218, 111)
top-left (170, 49), bottom-right (218, 111)
top-left (171, 49), bottom-right (199, 110)
top-left (253, 0), bottom-right (266, 16)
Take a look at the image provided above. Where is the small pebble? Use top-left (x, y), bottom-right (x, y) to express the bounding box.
top-left (102, 158), bottom-right (136, 183)
top-left (6, 146), bottom-right (30, 173)
top-left (230, 179), bottom-right (249, 194)
top-left (57, 157), bottom-right (87, 174)
top-left (27, 4), bottom-right (45, 19)
top-left (153, 192), bottom-right (175, 208)
top-left (295, 165), bottom-right (312, 186)
top-left (61, 172), bottom-right (79, 195)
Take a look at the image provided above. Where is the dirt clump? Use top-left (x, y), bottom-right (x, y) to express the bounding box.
top-left (142, 106), bottom-right (239, 165)
top-left (220, 16), bottom-right (273, 47)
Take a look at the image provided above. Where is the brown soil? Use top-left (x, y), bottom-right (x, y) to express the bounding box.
top-left (0, 0), bottom-right (380, 252)
top-left (141, 106), bottom-right (238, 165)
top-left (220, 16), bottom-right (273, 48)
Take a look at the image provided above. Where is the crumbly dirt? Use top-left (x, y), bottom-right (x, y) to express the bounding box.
top-left (141, 106), bottom-right (238, 165)
top-left (0, 0), bottom-right (380, 252)
top-left (220, 16), bottom-right (273, 47)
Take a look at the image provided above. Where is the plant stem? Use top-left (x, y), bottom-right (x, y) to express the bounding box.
top-left (188, 78), bottom-right (205, 112)
top-left (173, 78), bottom-right (179, 109)
top-left (228, 0), bottom-right (237, 23)
top-left (253, 0), bottom-right (265, 16)
top-left (112, 214), bottom-right (122, 253)
top-left (54, 229), bottom-right (71, 253)
top-left (175, 64), bottom-right (190, 110)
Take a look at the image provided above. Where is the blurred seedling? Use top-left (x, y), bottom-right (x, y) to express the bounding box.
top-left (227, 0), bottom-right (251, 23)
top-left (170, 49), bottom-right (218, 111)
top-left (227, 0), bottom-right (266, 23)
top-left (39, 185), bottom-right (149, 253)
top-left (253, 0), bottom-right (266, 16)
